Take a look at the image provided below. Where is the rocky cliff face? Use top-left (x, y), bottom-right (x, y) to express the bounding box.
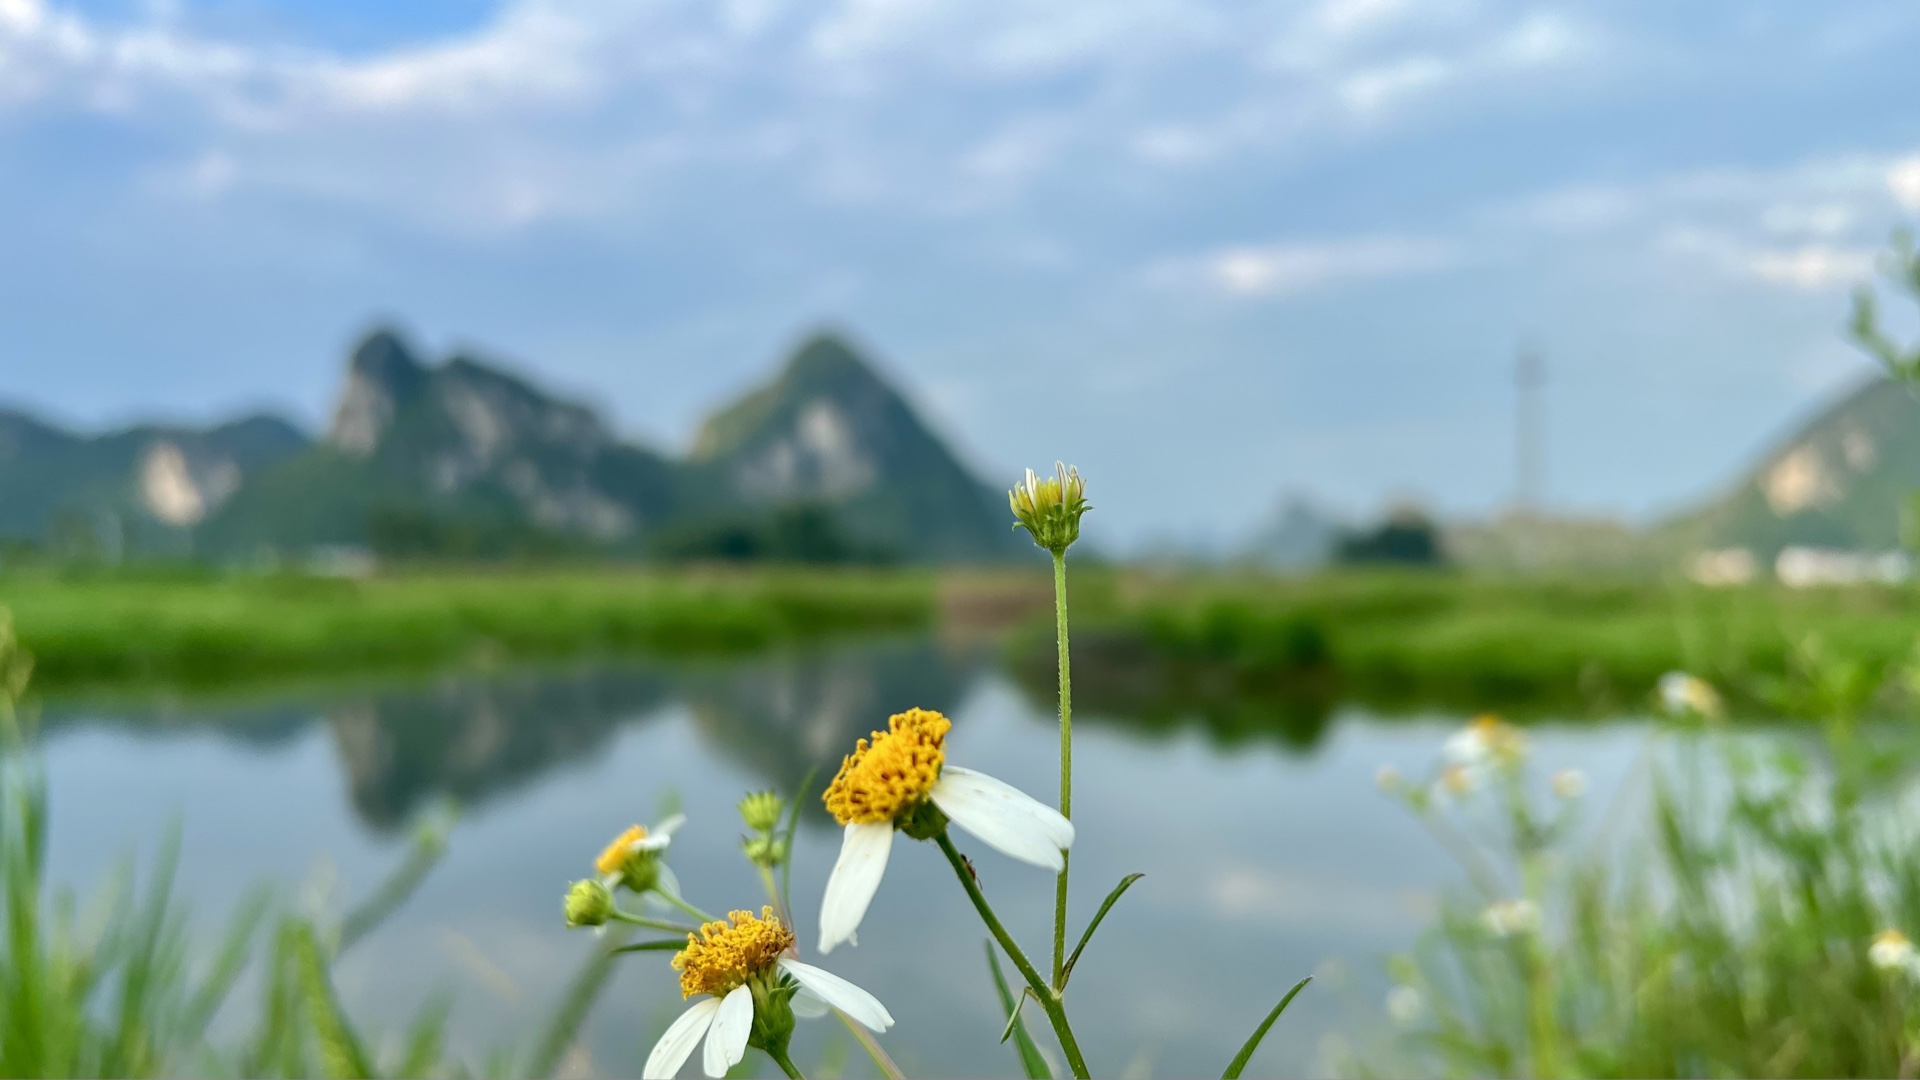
top-left (0, 408), bottom-right (308, 552)
top-left (691, 333), bottom-right (1025, 560)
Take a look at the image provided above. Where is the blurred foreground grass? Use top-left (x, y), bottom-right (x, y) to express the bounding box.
top-left (0, 565), bottom-right (936, 691)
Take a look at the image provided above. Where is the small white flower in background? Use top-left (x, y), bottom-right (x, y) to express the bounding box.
top-left (1551, 769), bottom-right (1588, 799)
top-left (818, 709), bottom-right (1072, 955)
top-left (1870, 929), bottom-right (1920, 976)
top-left (1386, 985), bottom-right (1425, 1026)
top-left (1443, 715), bottom-right (1526, 771)
top-left (1482, 898), bottom-right (1542, 938)
top-left (1375, 764), bottom-right (1403, 792)
top-left (1436, 763), bottom-right (1479, 798)
top-left (1657, 671), bottom-right (1724, 720)
top-left (646, 907), bottom-right (892, 1079)
top-left (594, 814), bottom-right (686, 894)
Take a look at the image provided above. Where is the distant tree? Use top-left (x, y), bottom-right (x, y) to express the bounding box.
top-left (1335, 506), bottom-right (1446, 566)
top-left (650, 502), bottom-right (893, 564)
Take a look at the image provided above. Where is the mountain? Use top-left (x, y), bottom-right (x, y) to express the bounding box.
top-left (688, 333), bottom-right (1025, 561)
top-left (0, 407), bottom-right (308, 556)
top-left (1669, 375), bottom-right (1920, 557)
top-left (199, 330), bottom-right (691, 556)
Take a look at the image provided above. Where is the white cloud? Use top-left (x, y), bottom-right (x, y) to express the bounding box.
top-left (1891, 155), bottom-right (1920, 212)
top-left (1163, 235), bottom-right (1454, 298)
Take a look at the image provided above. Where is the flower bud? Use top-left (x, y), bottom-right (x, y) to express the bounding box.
top-left (564, 879), bottom-right (614, 928)
top-left (738, 791), bottom-right (784, 832)
top-left (1010, 462), bottom-right (1091, 555)
top-left (742, 834), bottom-right (788, 868)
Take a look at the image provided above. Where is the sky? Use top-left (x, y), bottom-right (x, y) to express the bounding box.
top-left (3, 0), bottom-right (1919, 549)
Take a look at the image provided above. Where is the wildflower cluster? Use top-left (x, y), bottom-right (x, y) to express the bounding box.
top-left (558, 466), bottom-right (1310, 1079)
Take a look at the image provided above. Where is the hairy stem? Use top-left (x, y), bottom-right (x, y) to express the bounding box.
top-left (606, 910), bottom-right (698, 935)
top-left (655, 888), bottom-right (717, 925)
top-left (1051, 547), bottom-right (1073, 990)
top-left (937, 832), bottom-right (1090, 1078)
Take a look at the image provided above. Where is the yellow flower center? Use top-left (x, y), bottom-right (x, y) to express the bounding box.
top-left (673, 907), bottom-right (796, 998)
top-left (824, 708), bottom-right (950, 825)
top-left (595, 825), bottom-right (648, 877)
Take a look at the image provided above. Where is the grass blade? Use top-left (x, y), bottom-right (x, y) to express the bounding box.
top-left (525, 925), bottom-right (631, 1078)
top-left (1222, 976), bottom-right (1311, 1079)
top-left (292, 923), bottom-right (374, 1080)
top-left (339, 811), bottom-right (451, 955)
top-left (1061, 872), bottom-right (1143, 988)
top-left (779, 767), bottom-right (815, 920)
top-left (985, 940), bottom-right (1052, 1079)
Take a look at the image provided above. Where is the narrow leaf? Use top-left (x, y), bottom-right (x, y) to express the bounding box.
top-left (292, 924), bottom-right (374, 1080)
top-left (779, 768), bottom-right (816, 918)
top-left (1222, 976), bottom-right (1311, 1080)
top-left (1061, 873), bottom-right (1144, 987)
top-left (985, 941), bottom-right (1052, 1079)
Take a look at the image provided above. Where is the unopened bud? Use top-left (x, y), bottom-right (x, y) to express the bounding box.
top-left (1010, 462), bottom-right (1091, 555)
top-left (564, 879), bottom-right (614, 928)
top-left (739, 791), bottom-right (784, 832)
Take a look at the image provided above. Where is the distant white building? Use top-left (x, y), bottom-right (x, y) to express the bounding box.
top-left (1774, 546), bottom-right (1911, 588)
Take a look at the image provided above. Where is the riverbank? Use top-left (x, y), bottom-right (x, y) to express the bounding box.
top-left (0, 566), bottom-right (937, 690)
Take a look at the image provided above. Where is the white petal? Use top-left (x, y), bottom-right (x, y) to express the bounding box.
top-left (818, 822), bottom-right (893, 954)
top-left (790, 989), bottom-right (830, 1020)
top-left (644, 864), bottom-right (684, 910)
top-left (779, 959), bottom-right (894, 1032)
top-left (703, 985), bottom-right (754, 1078)
top-left (930, 767), bottom-right (1073, 871)
top-left (644, 998), bottom-right (720, 1080)
top-left (655, 813), bottom-right (687, 838)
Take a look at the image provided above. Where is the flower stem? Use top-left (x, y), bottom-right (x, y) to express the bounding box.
top-left (936, 832), bottom-right (1090, 1078)
top-left (655, 888), bottom-right (717, 924)
top-left (605, 910), bottom-right (698, 935)
top-left (1051, 547), bottom-right (1073, 990)
top-left (767, 1045), bottom-right (807, 1079)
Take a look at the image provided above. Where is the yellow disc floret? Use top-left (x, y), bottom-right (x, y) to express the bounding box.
top-left (673, 907), bottom-right (796, 998)
top-left (823, 708), bottom-right (950, 825)
top-left (595, 825), bottom-right (648, 877)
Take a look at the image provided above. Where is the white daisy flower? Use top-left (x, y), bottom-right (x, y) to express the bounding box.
top-left (817, 708), bottom-right (1073, 954)
top-left (594, 814), bottom-right (685, 893)
top-left (1657, 671), bottom-right (1724, 720)
top-left (1551, 769), bottom-right (1588, 799)
top-left (1481, 898), bottom-right (1542, 938)
top-left (645, 907), bottom-right (893, 1079)
top-left (1871, 929), bottom-right (1920, 976)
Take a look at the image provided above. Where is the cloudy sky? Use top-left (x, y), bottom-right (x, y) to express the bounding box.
top-left (3, 0), bottom-right (1919, 547)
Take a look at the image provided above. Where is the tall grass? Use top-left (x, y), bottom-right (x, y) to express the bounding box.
top-left (1363, 658), bottom-right (1920, 1078)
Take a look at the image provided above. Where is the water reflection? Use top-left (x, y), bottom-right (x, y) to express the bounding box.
top-left (36, 639), bottom-right (1657, 1076)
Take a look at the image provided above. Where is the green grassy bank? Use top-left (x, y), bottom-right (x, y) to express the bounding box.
top-left (0, 566), bottom-right (936, 690)
top-left (1015, 570), bottom-right (1920, 720)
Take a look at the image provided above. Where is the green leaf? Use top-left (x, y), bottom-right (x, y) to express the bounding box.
top-left (1061, 872), bottom-right (1144, 987)
top-left (612, 940), bottom-right (687, 954)
top-left (291, 924), bottom-right (375, 1080)
top-left (779, 768), bottom-right (816, 916)
top-left (1222, 976), bottom-right (1311, 1079)
top-left (985, 940), bottom-right (1052, 1079)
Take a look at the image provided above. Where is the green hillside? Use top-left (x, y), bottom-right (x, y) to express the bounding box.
top-left (1670, 376), bottom-right (1920, 558)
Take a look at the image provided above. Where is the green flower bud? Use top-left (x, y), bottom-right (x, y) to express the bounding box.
top-left (1010, 462), bottom-right (1091, 555)
top-left (738, 791), bottom-right (784, 832)
top-left (564, 879), bottom-right (614, 928)
top-left (742, 834), bottom-right (789, 868)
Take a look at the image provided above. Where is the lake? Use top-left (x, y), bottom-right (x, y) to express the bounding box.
top-left (35, 637), bottom-right (1658, 1077)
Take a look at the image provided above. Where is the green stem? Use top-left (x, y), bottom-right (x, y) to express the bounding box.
top-left (767, 1045), bottom-right (807, 1080)
top-left (936, 832), bottom-right (1090, 1078)
top-left (655, 887), bottom-right (717, 924)
top-left (836, 1010), bottom-right (906, 1080)
top-left (606, 910), bottom-right (698, 935)
top-left (1051, 548), bottom-right (1073, 990)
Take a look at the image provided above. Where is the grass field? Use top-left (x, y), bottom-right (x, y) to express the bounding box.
top-left (1013, 569), bottom-right (1920, 720)
top-left (0, 565), bottom-right (936, 690)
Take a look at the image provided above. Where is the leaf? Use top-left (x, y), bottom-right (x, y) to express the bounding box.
top-left (985, 940), bottom-right (1052, 1079)
top-left (611, 940), bottom-right (687, 954)
top-left (1221, 976), bottom-right (1311, 1079)
top-left (291, 924), bottom-right (374, 1080)
top-left (779, 768), bottom-right (816, 917)
top-left (1061, 873), bottom-right (1144, 987)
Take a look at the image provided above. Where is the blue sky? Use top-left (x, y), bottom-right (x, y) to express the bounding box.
top-left (3, 0), bottom-right (1919, 547)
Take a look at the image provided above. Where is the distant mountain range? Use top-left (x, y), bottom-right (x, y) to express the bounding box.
top-left (0, 329), bottom-right (1026, 563)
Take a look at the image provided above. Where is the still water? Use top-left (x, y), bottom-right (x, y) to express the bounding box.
top-left (38, 638), bottom-right (1654, 1077)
